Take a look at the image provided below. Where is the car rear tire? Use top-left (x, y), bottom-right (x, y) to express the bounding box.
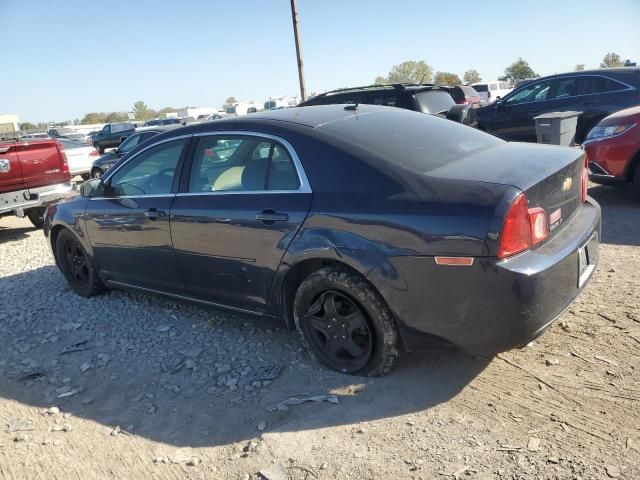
top-left (293, 266), bottom-right (400, 376)
top-left (94, 143), bottom-right (104, 154)
top-left (55, 229), bottom-right (104, 298)
top-left (26, 207), bottom-right (46, 229)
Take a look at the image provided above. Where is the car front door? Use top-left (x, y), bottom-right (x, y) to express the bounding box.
top-left (170, 133), bottom-right (312, 313)
top-left (489, 78), bottom-right (558, 141)
top-left (84, 135), bottom-right (191, 291)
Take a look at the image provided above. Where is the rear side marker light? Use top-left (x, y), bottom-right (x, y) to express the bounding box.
top-left (435, 257), bottom-right (474, 266)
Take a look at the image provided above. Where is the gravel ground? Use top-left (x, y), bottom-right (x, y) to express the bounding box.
top-left (0, 184), bottom-right (638, 480)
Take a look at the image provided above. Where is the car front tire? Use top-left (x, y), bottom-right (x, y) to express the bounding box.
top-left (293, 266), bottom-right (400, 376)
top-left (55, 229), bottom-right (104, 298)
top-left (26, 207), bottom-right (46, 229)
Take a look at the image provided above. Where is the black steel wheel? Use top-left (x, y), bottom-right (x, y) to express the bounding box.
top-left (294, 266), bottom-right (400, 376)
top-left (301, 290), bottom-right (373, 373)
top-left (55, 229), bottom-right (104, 297)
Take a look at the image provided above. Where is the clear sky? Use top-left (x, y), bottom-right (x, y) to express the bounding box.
top-left (2, 0), bottom-right (639, 123)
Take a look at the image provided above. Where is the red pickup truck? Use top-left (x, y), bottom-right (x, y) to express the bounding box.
top-left (0, 138), bottom-right (73, 228)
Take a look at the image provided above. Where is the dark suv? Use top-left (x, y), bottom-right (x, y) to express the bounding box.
top-left (298, 84), bottom-right (477, 127)
top-left (476, 67), bottom-right (640, 144)
top-left (92, 122), bottom-right (136, 153)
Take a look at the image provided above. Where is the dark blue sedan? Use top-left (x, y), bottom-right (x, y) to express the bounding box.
top-left (44, 105), bottom-right (600, 375)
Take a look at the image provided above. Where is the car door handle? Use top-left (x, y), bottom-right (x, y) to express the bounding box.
top-left (256, 210), bottom-right (289, 223)
top-left (144, 208), bottom-right (161, 220)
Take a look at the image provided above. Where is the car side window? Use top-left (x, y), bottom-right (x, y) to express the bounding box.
top-left (556, 77), bottom-right (578, 98)
top-left (107, 139), bottom-right (187, 197)
top-left (598, 77), bottom-right (628, 93)
top-left (188, 136), bottom-right (300, 192)
top-left (505, 79), bottom-right (555, 105)
top-left (119, 134), bottom-right (141, 154)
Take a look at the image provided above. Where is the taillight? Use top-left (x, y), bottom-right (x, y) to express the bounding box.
top-left (54, 140), bottom-right (70, 179)
top-left (528, 207), bottom-right (548, 246)
top-left (497, 193), bottom-right (549, 259)
top-left (581, 156), bottom-right (588, 202)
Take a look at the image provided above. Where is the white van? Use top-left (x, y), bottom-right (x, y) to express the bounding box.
top-left (471, 81), bottom-right (513, 104)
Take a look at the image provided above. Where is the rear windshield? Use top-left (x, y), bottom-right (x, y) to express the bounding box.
top-left (460, 86), bottom-right (478, 96)
top-left (319, 108), bottom-right (503, 174)
top-left (415, 90), bottom-right (455, 114)
top-left (472, 84), bottom-right (488, 92)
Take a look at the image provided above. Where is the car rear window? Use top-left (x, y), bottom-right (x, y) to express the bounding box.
top-left (414, 91), bottom-right (455, 114)
top-left (318, 108), bottom-right (503, 174)
top-left (472, 84), bottom-right (488, 92)
top-left (460, 86), bottom-right (478, 96)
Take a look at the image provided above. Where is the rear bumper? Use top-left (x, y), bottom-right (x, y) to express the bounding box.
top-left (0, 182), bottom-right (74, 216)
top-left (367, 198), bottom-right (601, 355)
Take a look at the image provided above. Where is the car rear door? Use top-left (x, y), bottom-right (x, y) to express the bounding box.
top-left (169, 132), bottom-right (312, 313)
top-left (83, 135), bottom-right (191, 291)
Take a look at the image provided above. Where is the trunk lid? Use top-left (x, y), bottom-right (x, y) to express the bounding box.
top-left (430, 142), bottom-right (585, 238)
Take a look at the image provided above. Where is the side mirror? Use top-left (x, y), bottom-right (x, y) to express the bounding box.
top-left (496, 100), bottom-right (505, 110)
top-left (80, 178), bottom-right (105, 198)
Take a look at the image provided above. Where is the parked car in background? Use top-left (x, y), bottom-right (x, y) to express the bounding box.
top-left (476, 68), bottom-right (640, 144)
top-left (0, 137), bottom-right (72, 228)
top-left (143, 118), bottom-right (181, 127)
top-left (584, 105), bottom-right (640, 199)
top-left (92, 122), bottom-right (135, 153)
top-left (20, 132), bottom-right (50, 140)
top-left (226, 102), bottom-right (260, 116)
top-left (63, 132), bottom-right (92, 145)
top-left (48, 127), bottom-right (74, 138)
top-left (298, 84), bottom-right (477, 127)
top-left (90, 125), bottom-right (178, 178)
top-left (57, 138), bottom-right (99, 179)
top-left (206, 111), bottom-right (228, 121)
top-left (471, 81), bottom-right (513, 103)
top-left (440, 85), bottom-right (482, 108)
top-left (46, 105), bottom-right (599, 376)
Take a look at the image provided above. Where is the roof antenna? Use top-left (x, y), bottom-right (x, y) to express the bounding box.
top-left (418, 73), bottom-right (426, 85)
top-left (344, 102), bottom-right (358, 110)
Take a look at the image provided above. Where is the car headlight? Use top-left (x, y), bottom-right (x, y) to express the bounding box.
top-left (586, 123), bottom-right (636, 141)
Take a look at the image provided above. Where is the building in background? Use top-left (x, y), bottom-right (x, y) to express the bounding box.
top-left (0, 114), bottom-right (20, 137)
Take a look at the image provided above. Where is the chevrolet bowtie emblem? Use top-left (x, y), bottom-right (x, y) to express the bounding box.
top-left (562, 177), bottom-right (572, 192)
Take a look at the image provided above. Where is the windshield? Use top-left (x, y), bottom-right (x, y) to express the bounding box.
top-left (415, 91), bottom-right (455, 114)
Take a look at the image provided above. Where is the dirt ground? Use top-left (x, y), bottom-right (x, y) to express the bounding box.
top-left (0, 184), bottom-right (638, 480)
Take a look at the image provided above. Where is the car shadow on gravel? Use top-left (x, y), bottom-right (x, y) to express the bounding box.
top-left (588, 184), bottom-right (639, 246)
top-left (0, 225), bottom-right (37, 244)
top-left (0, 265), bottom-right (490, 448)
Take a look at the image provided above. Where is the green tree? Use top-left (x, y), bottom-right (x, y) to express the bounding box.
top-left (157, 107), bottom-right (177, 118)
top-left (105, 112), bottom-right (128, 123)
top-left (434, 71), bottom-right (462, 86)
top-left (463, 69), bottom-right (481, 84)
top-left (19, 122), bottom-right (36, 130)
top-left (600, 52), bottom-right (624, 68)
top-left (504, 58), bottom-right (538, 81)
top-left (574, 64), bottom-right (585, 71)
top-left (133, 101), bottom-right (151, 121)
top-left (81, 112), bottom-right (108, 124)
top-left (374, 76), bottom-right (386, 85)
top-left (375, 60), bottom-right (433, 84)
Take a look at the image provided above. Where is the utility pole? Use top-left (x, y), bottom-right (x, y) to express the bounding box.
top-left (290, 0), bottom-right (306, 101)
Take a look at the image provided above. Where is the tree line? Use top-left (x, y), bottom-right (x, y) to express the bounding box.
top-left (372, 52), bottom-right (631, 86)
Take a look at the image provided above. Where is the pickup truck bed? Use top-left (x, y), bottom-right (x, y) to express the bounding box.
top-left (0, 139), bottom-right (73, 228)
